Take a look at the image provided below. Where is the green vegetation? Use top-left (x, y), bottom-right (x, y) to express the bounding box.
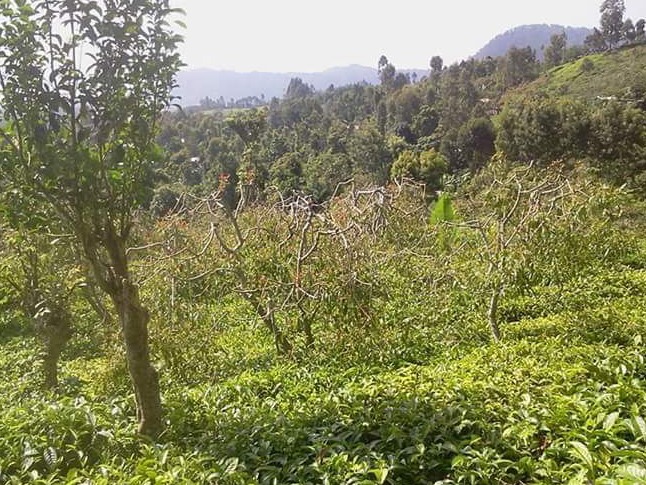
top-left (1, 0), bottom-right (646, 483)
top-left (512, 45), bottom-right (646, 99)
top-left (157, 25), bottom-right (646, 203)
top-left (2, 166), bottom-right (646, 483)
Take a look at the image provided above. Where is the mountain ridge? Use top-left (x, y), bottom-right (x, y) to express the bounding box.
top-left (174, 23), bottom-right (594, 107)
top-left (474, 24), bottom-right (593, 60)
top-left (174, 65), bottom-right (426, 107)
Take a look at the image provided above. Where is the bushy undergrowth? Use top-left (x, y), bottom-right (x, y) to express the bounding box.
top-left (2, 168), bottom-right (646, 484)
top-left (2, 302), bottom-right (645, 484)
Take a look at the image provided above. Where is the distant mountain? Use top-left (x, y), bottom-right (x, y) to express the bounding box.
top-left (174, 65), bottom-right (427, 107)
top-left (474, 24), bottom-right (593, 60)
top-left (174, 23), bottom-right (595, 107)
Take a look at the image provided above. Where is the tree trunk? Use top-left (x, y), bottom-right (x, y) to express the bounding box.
top-left (42, 351), bottom-right (60, 389)
top-left (488, 285), bottom-right (502, 343)
top-left (272, 317), bottom-right (293, 355)
top-left (244, 294), bottom-right (292, 355)
top-left (37, 306), bottom-right (73, 390)
top-left (94, 225), bottom-right (163, 438)
top-left (300, 319), bottom-right (314, 349)
top-left (41, 324), bottom-right (72, 390)
top-left (111, 279), bottom-right (162, 438)
top-left (263, 310), bottom-right (292, 355)
top-left (297, 311), bottom-right (315, 349)
top-left (82, 281), bottom-right (113, 326)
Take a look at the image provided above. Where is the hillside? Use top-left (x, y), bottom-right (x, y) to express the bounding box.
top-left (474, 24), bottom-right (592, 60)
top-left (4, 3), bottom-right (646, 483)
top-left (493, 44), bottom-right (646, 169)
top-left (3, 166), bottom-right (646, 483)
top-left (506, 43), bottom-right (646, 100)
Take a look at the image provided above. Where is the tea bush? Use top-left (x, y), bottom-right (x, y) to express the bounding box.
top-left (1, 166), bottom-right (646, 483)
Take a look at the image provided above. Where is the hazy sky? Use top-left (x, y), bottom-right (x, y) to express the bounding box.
top-left (172, 0), bottom-right (646, 73)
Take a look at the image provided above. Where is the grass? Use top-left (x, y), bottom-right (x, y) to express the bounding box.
top-left (1, 172), bottom-right (646, 483)
top-left (506, 44), bottom-right (646, 102)
top-left (1, 259), bottom-right (646, 483)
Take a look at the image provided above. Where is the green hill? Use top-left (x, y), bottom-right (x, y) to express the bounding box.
top-left (494, 45), bottom-right (646, 172)
top-left (508, 44), bottom-right (646, 100)
top-left (3, 162), bottom-right (646, 483)
top-left (3, 5), bottom-right (646, 483)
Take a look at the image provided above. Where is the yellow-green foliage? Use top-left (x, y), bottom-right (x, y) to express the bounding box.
top-left (505, 44), bottom-right (646, 101)
top-left (391, 148), bottom-right (448, 190)
top-left (1, 167), bottom-right (646, 484)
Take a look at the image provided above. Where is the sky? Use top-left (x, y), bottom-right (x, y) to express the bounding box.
top-left (171, 0), bottom-right (646, 73)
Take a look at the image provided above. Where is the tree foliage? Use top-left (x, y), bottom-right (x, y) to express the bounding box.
top-left (0, 0), bottom-right (183, 437)
top-left (544, 32), bottom-right (568, 68)
top-left (0, 29), bottom-right (645, 481)
top-left (496, 95), bottom-right (646, 186)
top-left (600, 0), bottom-right (626, 48)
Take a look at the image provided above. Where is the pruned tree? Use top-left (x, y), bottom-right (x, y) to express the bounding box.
top-left (437, 160), bottom-right (587, 341)
top-left (188, 181), bottom-right (354, 354)
top-left (155, 178), bottom-right (422, 354)
top-left (0, 0), bottom-right (183, 437)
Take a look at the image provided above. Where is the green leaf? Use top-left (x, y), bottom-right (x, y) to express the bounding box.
top-left (616, 464), bottom-right (646, 483)
top-left (569, 441), bottom-right (594, 469)
top-left (370, 467), bottom-right (390, 484)
top-left (108, 169), bottom-right (123, 183)
top-left (603, 411), bottom-right (620, 431)
top-left (430, 193), bottom-right (454, 225)
top-left (43, 447), bottom-right (57, 468)
top-left (224, 457), bottom-right (239, 474)
top-left (631, 415), bottom-right (646, 440)
top-left (566, 469), bottom-right (589, 485)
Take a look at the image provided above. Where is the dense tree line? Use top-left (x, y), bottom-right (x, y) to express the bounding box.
top-left (497, 96), bottom-right (646, 184)
top-left (156, 51), bottom-right (518, 207)
top-left (157, 24), bottom-right (646, 210)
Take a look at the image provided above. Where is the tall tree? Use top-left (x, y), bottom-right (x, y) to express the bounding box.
top-left (377, 55), bottom-right (396, 91)
top-left (499, 46), bottom-right (539, 89)
top-left (543, 32), bottom-right (568, 68)
top-left (430, 55), bottom-right (444, 75)
top-left (0, 0), bottom-right (183, 437)
top-left (636, 19), bottom-right (646, 41)
top-left (622, 18), bottom-right (636, 42)
top-left (285, 77), bottom-right (315, 99)
top-left (600, 0), bottom-right (626, 48)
